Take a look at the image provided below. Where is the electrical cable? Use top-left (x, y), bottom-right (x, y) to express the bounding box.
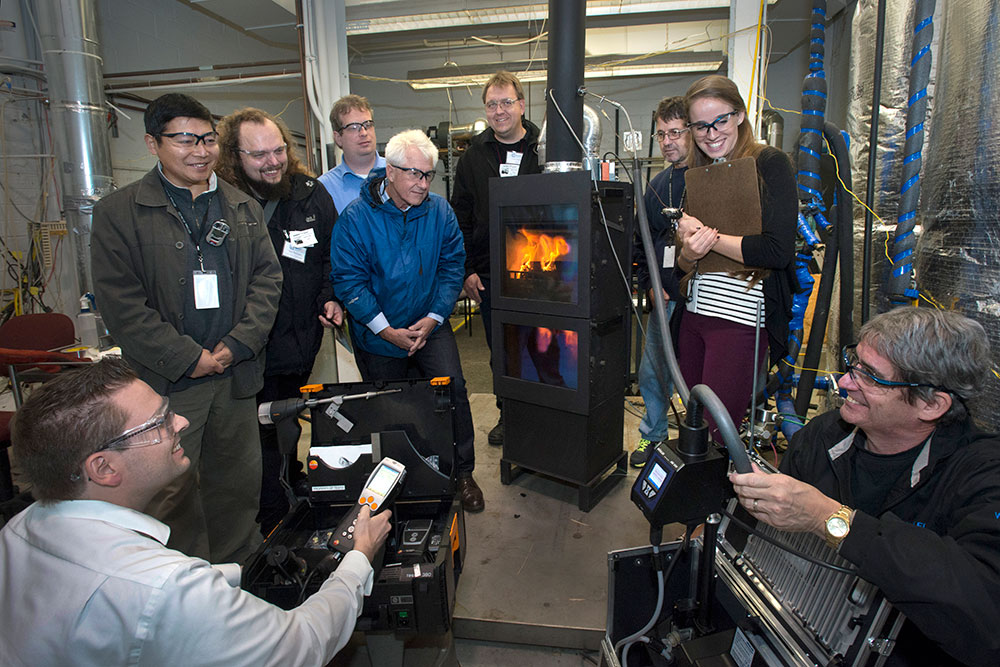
top-left (615, 524), bottom-right (692, 666)
top-left (721, 508), bottom-right (858, 575)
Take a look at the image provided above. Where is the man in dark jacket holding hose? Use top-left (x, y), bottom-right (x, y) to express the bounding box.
top-left (731, 306), bottom-right (1000, 666)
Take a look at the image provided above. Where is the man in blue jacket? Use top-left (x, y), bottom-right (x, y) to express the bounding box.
top-left (331, 130), bottom-right (484, 512)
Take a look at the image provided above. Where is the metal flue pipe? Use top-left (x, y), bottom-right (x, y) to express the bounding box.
top-left (35, 0), bottom-right (114, 298)
top-left (543, 0), bottom-right (585, 172)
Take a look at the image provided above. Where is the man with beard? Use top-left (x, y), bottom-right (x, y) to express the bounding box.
top-left (91, 93), bottom-right (281, 563)
top-left (217, 107), bottom-right (341, 534)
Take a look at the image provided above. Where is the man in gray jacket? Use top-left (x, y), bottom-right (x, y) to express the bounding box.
top-left (91, 93), bottom-right (281, 563)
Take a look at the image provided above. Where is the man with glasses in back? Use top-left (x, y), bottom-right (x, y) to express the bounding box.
top-left (332, 129), bottom-right (484, 513)
top-left (216, 107), bottom-right (341, 535)
top-left (451, 70), bottom-right (542, 448)
top-left (0, 357), bottom-right (391, 665)
top-left (319, 94), bottom-right (385, 214)
top-left (730, 306), bottom-right (1000, 666)
top-left (631, 96), bottom-right (692, 469)
top-left (91, 93), bottom-right (282, 563)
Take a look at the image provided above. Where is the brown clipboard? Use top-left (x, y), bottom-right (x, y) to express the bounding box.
top-left (683, 156), bottom-right (762, 274)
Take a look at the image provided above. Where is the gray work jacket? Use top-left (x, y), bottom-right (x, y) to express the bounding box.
top-left (91, 168), bottom-right (282, 398)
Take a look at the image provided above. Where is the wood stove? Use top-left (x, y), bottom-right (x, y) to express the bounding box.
top-left (490, 170), bottom-right (633, 510)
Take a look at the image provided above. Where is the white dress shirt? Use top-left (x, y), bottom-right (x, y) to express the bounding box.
top-left (0, 500), bottom-right (373, 666)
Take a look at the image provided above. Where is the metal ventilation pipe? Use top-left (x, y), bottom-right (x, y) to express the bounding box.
top-left (543, 0), bottom-right (585, 172)
top-left (35, 0), bottom-right (114, 298)
top-left (538, 104), bottom-right (603, 174)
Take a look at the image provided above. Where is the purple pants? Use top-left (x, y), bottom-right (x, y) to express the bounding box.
top-left (677, 310), bottom-right (768, 441)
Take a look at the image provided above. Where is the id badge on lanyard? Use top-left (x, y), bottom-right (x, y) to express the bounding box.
top-left (193, 270), bottom-right (220, 309)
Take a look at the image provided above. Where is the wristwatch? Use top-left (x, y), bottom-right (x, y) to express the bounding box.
top-left (824, 505), bottom-right (855, 549)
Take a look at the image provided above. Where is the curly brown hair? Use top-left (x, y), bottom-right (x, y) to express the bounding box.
top-left (215, 107), bottom-right (311, 193)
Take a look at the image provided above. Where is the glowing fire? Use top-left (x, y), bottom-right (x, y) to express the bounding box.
top-left (535, 327), bottom-right (579, 362)
top-left (513, 228), bottom-right (571, 273)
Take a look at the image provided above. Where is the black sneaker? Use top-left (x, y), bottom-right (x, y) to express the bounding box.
top-left (630, 438), bottom-right (653, 468)
top-left (488, 417), bottom-right (503, 446)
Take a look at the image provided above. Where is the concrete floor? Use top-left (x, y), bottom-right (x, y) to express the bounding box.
top-left (316, 307), bottom-right (687, 665)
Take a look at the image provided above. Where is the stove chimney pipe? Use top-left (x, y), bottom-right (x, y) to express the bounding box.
top-left (544, 0), bottom-right (585, 172)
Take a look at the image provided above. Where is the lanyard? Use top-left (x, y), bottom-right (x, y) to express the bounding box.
top-left (667, 165), bottom-right (686, 209)
top-left (164, 189), bottom-right (215, 270)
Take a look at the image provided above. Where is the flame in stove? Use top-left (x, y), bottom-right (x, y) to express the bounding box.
top-left (515, 228), bottom-right (571, 273)
top-left (534, 327), bottom-right (579, 362)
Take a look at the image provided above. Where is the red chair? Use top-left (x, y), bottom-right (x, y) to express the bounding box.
top-left (0, 312), bottom-right (91, 502)
top-left (0, 312), bottom-right (76, 351)
top-left (0, 312), bottom-right (87, 407)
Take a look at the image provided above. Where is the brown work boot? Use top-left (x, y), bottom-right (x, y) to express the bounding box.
top-left (456, 474), bottom-right (484, 513)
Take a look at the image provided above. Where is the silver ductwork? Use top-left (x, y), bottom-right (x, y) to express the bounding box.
top-left (538, 104), bottom-right (603, 176)
top-left (35, 0), bottom-right (114, 298)
top-left (914, 0), bottom-right (1000, 431)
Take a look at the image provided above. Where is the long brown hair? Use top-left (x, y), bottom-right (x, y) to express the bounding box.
top-left (684, 75), bottom-right (764, 168)
top-left (215, 107), bottom-right (312, 194)
top-left (681, 75), bottom-right (769, 286)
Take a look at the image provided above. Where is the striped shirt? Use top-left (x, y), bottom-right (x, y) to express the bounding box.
top-left (686, 272), bottom-right (764, 328)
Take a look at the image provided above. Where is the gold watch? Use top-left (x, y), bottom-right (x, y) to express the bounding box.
top-left (824, 505), bottom-right (855, 548)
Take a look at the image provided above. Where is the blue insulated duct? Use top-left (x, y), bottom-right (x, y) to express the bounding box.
top-left (777, 0), bottom-right (827, 418)
top-left (887, 0), bottom-right (936, 304)
top-left (795, 1), bottom-right (828, 205)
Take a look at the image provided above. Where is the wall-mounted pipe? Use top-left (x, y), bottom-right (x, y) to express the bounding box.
top-left (35, 0), bottom-right (114, 298)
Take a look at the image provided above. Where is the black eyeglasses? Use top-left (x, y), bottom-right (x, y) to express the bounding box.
top-left (687, 111), bottom-right (739, 136)
top-left (237, 144), bottom-right (287, 161)
top-left (97, 398), bottom-right (176, 452)
top-left (389, 163), bottom-right (436, 183)
top-left (652, 128), bottom-right (690, 142)
top-left (158, 131), bottom-right (219, 148)
top-left (841, 344), bottom-right (951, 393)
top-left (340, 120), bottom-right (375, 134)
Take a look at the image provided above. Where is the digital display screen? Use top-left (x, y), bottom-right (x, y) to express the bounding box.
top-left (366, 464), bottom-right (399, 497)
top-left (647, 463), bottom-right (667, 492)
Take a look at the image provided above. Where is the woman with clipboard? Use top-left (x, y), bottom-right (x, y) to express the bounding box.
top-left (673, 75), bottom-right (797, 441)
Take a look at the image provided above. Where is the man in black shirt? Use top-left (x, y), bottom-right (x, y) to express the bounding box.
top-left (216, 108), bottom-right (341, 534)
top-left (730, 306), bottom-right (1000, 666)
top-left (451, 71), bottom-right (541, 447)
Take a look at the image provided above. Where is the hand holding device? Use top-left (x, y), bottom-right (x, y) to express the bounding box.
top-left (329, 457), bottom-right (406, 555)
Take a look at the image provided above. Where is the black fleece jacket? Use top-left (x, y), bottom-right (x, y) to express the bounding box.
top-left (260, 173), bottom-right (336, 376)
top-left (450, 119), bottom-right (542, 279)
top-left (781, 410), bottom-right (1000, 667)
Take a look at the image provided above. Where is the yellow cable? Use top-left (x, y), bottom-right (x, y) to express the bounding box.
top-left (748, 0), bottom-right (766, 114)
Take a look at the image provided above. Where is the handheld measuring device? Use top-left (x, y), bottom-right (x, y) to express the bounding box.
top-left (329, 457), bottom-right (407, 553)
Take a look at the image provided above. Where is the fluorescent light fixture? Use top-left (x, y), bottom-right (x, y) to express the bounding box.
top-left (346, 0), bottom-right (751, 35)
top-left (406, 52), bottom-right (723, 90)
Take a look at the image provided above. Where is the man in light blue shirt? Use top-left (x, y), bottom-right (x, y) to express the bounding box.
top-left (0, 357), bottom-right (391, 666)
top-left (318, 94), bottom-right (386, 213)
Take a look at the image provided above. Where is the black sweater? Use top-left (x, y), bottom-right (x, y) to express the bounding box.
top-left (450, 120), bottom-right (542, 278)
